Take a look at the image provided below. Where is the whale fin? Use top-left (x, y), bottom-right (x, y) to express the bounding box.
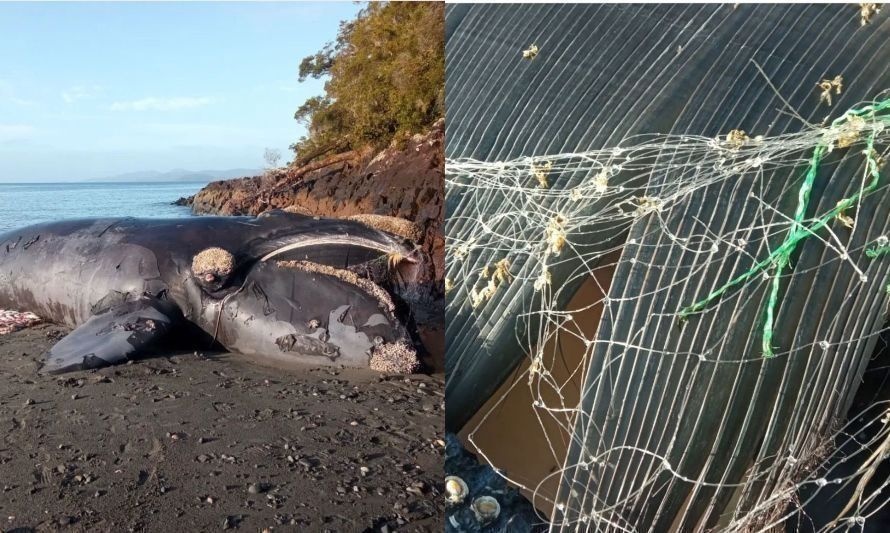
top-left (41, 297), bottom-right (183, 374)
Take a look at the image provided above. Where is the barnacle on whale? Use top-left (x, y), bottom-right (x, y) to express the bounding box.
top-left (445, 475), bottom-right (469, 505)
top-left (192, 247), bottom-right (235, 282)
top-left (348, 214), bottom-right (423, 243)
top-left (369, 340), bottom-right (419, 374)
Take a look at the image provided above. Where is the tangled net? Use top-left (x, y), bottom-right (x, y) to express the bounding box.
top-left (447, 93), bottom-right (890, 531)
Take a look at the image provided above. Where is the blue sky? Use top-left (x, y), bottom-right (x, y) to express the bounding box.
top-left (0, 1), bottom-right (363, 181)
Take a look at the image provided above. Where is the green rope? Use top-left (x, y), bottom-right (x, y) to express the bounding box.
top-left (679, 97), bottom-right (889, 357)
top-left (865, 241), bottom-right (890, 258)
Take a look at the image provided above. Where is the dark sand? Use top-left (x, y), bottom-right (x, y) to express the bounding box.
top-left (0, 324), bottom-right (444, 532)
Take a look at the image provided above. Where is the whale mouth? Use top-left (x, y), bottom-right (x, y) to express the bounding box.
top-left (258, 235), bottom-right (418, 264)
top-left (275, 259), bottom-right (397, 313)
top-left (214, 260), bottom-right (416, 371)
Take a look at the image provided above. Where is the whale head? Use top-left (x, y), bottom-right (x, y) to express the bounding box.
top-left (191, 214), bottom-right (422, 373)
top-left (211, 260), bottom-right (419, 372)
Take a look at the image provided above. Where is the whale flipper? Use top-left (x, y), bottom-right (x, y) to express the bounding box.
top-left (42, 297), bottom-right (183, 374)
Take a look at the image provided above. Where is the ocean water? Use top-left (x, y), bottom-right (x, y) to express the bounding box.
top-left (0, 181), bottom-right (204, 234)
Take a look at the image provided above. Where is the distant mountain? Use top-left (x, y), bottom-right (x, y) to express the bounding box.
top-left (89, 168), bottom-right (263, 183)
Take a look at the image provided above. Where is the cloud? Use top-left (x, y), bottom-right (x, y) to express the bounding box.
top-left (10, 96), bottom-right (34, 107)
top-left (0, 80), bottom-right (36, 107)
top-left (61, 85), bottom-right (103, 103)
top-left (131, 122), bottom-right (266, 146)
top-left (110, 96), bottom-right (216, 112)
top-left (0, 124), bottom-right (36, 142)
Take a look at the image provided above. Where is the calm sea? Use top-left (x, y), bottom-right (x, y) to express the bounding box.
top-left (0, 181), bottom-right (205, 234)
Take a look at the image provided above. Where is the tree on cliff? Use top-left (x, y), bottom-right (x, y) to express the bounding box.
top-left (290, 2), bottom-right (444, 164)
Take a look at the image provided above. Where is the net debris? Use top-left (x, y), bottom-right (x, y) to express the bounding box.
top-left (447, 90), bottom-right (890, 529)
top-left (522, 44), bottom-right (539, 60)
top-left (818, 75), bottom-right (844, 106)
top-left (859, 3), bottom-right (881, 25)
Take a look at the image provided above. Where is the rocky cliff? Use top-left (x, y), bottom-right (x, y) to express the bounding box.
top-left (180, 119), bottom-right (444, 286)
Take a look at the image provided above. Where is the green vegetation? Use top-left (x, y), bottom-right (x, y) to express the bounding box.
top-left (290, 2), bottom-right (444, 164)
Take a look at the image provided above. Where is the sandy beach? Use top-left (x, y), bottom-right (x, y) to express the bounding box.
top-left (0, 323), bottom-right (444, 532)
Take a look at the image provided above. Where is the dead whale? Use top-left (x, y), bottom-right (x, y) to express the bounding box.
top-left (0, 210), bottom-right (422, 374)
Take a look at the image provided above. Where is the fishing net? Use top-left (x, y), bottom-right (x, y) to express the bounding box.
top-left (445, 4), bottom-right (890, 531)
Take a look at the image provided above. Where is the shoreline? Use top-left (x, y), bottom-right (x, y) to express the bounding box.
top-left (0, 120), bottom-right (446, 530)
